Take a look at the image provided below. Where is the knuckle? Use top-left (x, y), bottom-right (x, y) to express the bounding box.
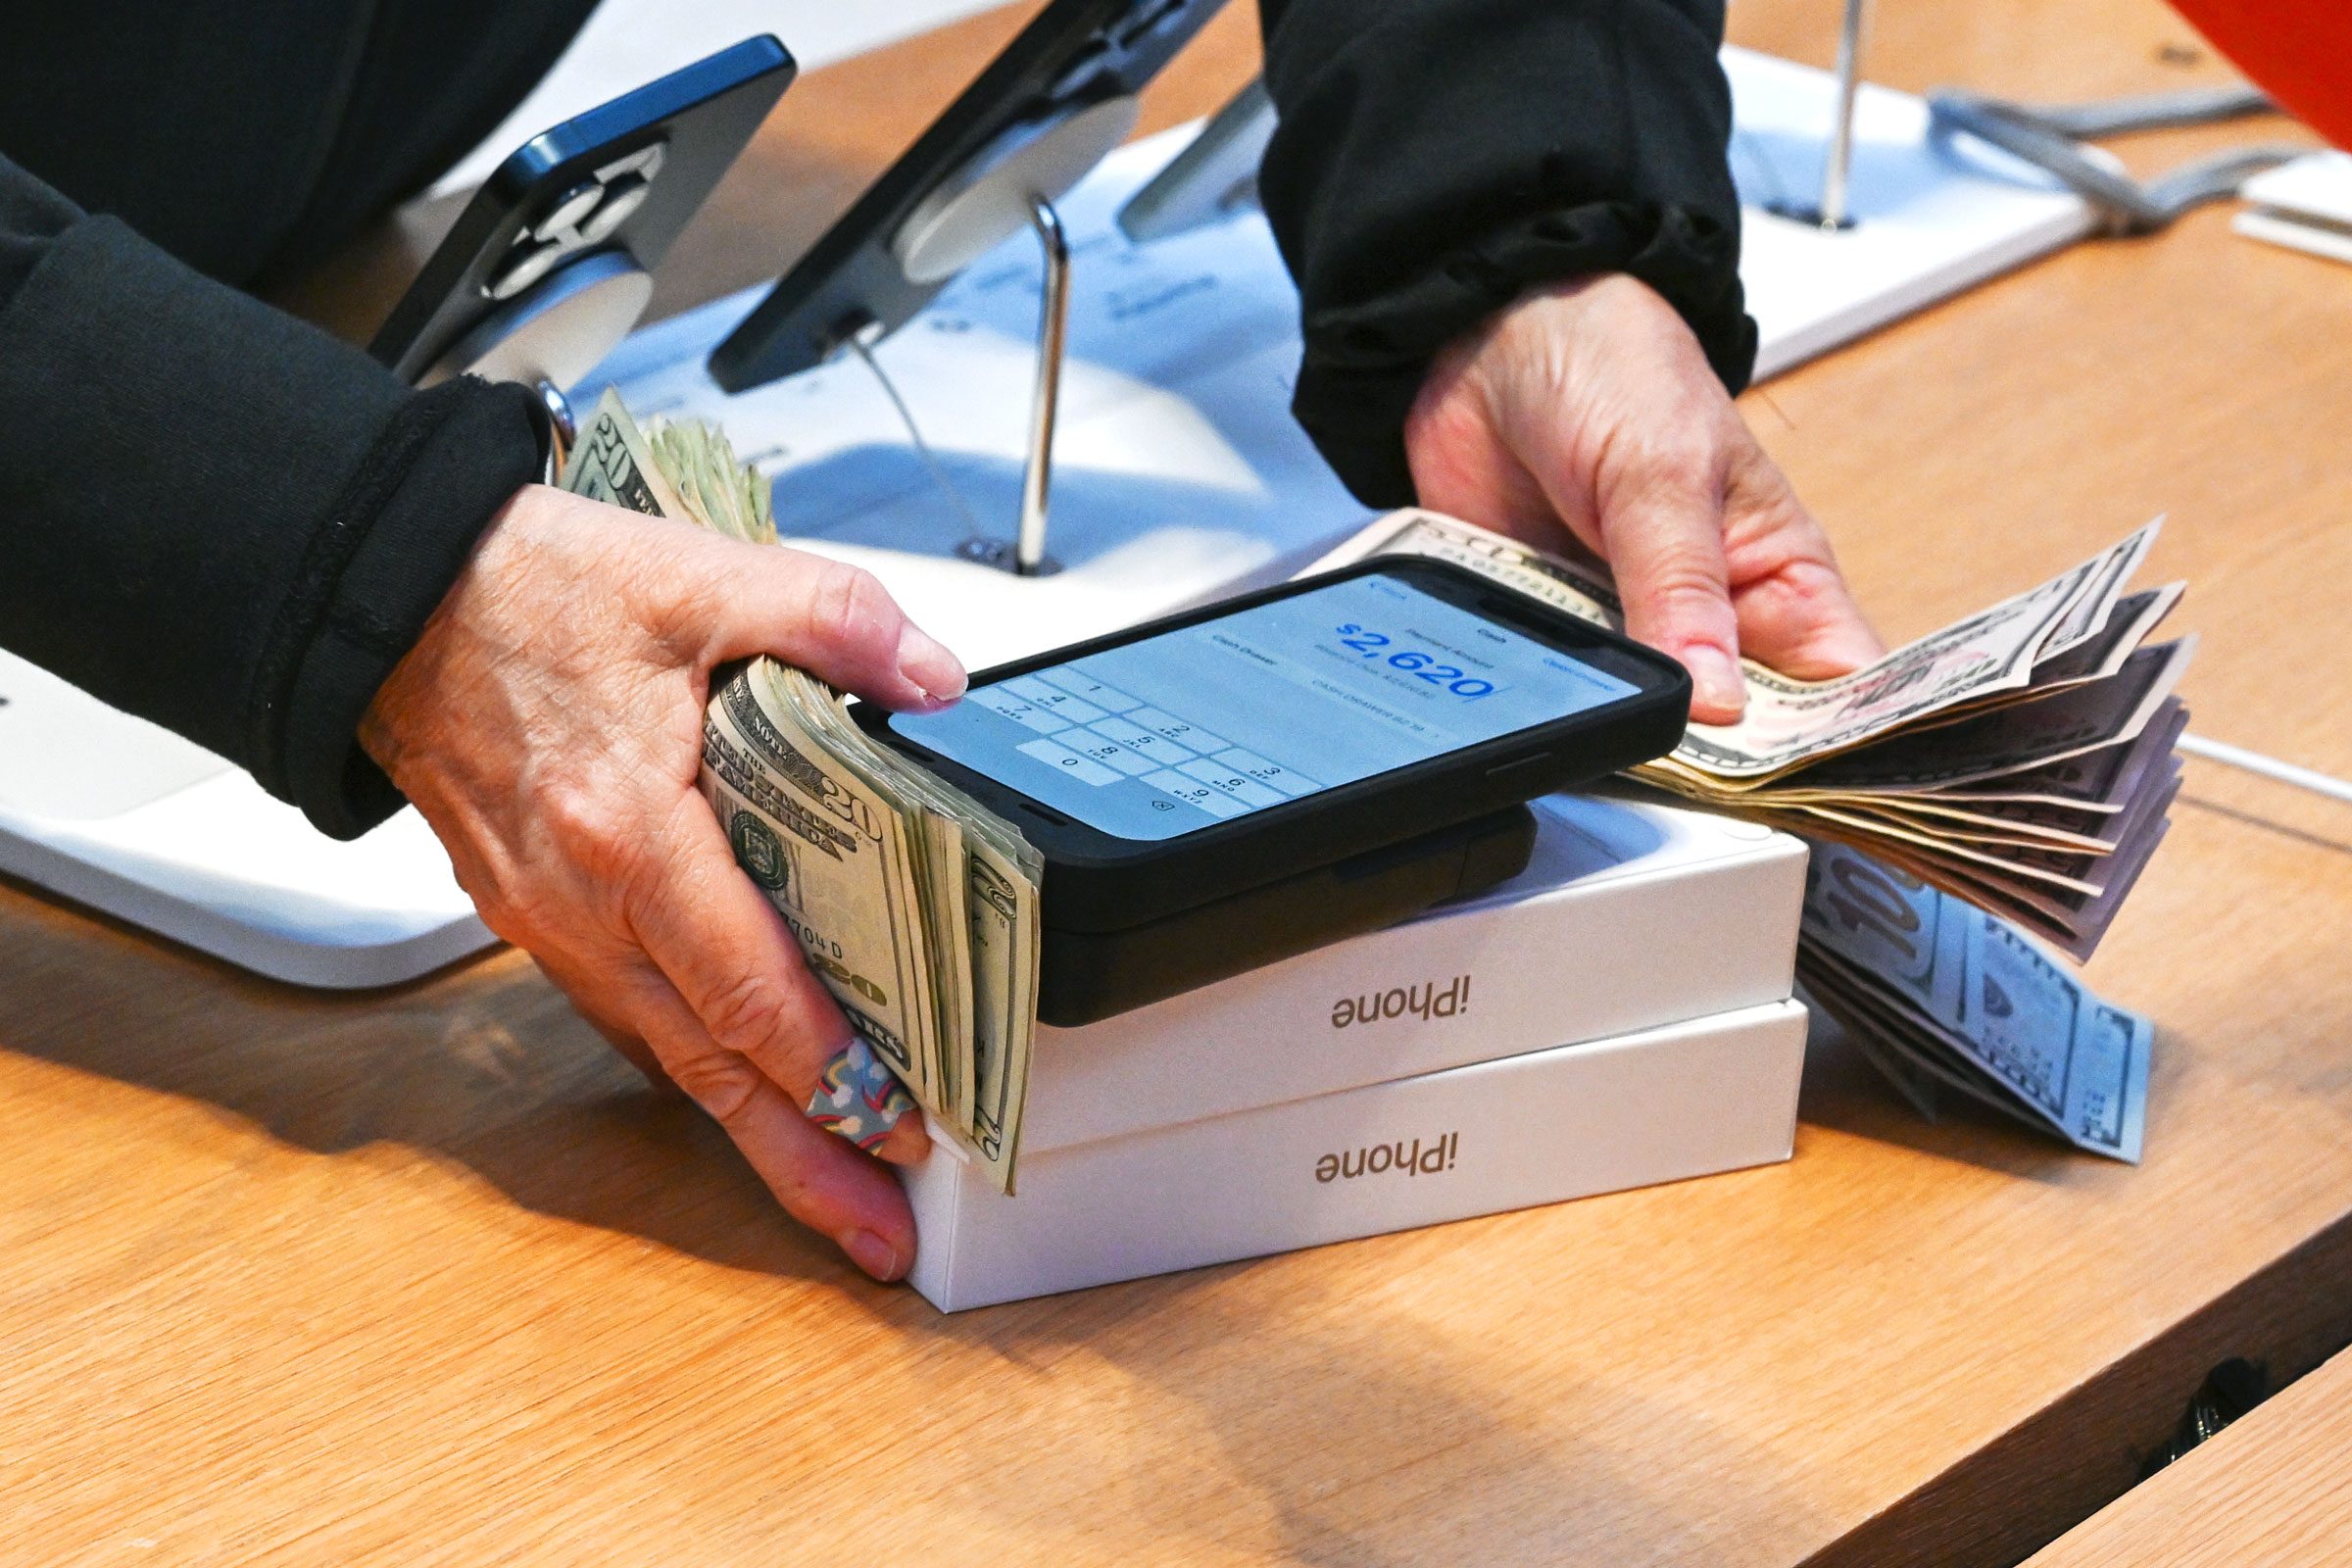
top-left (449, 854), bottom-right (553, 948)
top-left (803, 563), bottom-right (900, 656)
top-left (1652, 560), bottom-right (1731, 610)
top-left (638, 545), bottom-right (731, 656)
top-left (1724, 450), bottom-right (1808, 523)
top-left (484, 890), bottom-right (563, 949)
top-left (1633, 429), bottom-right (1727, 489)
top-left (536, 777), bottom-right (607, 844)
top-left (540, 776), bottom-right (639, 882)
top-left (1778, 555), bottom-right (1864, 614)
top-left (536, 771), bottom-right (677, 934)
top-left (699, 969), bottom-right (797, 1058)
top-left (665, 1050), bottom-right (765, 1126)
top-left (1627, 533), bottom-right (1729, 601)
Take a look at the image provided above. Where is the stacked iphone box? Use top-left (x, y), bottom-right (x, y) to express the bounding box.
top-left (903, 790), bottom-right (1810, 1311)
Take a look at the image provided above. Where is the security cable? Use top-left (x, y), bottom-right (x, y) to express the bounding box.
top-left (846, 334), bottom-right (989, 542)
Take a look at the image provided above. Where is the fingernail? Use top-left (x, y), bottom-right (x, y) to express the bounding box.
top-left (875, 1115), bottom-right (932, 1167)
top-left (1685, 645), bottom-right (1747, 717)
top-left (843, 1228), bottom-right (906, 1281)
top-left (895, 623), bottom-right (966, 705)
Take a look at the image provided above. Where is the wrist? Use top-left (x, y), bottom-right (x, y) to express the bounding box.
top-left (358, 480), bottom-right (547, 782)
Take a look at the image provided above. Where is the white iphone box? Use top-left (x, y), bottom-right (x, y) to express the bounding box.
top-left (1020, 790), bottom-right (1806, 1150)
top-left (906, 998), bottom-right (1809, 1312)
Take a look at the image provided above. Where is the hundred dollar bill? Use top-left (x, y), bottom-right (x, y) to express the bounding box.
top-left (1311, 507), bottom-right (2175, 1144)
top-left (1799, 948), bottom-right (2069, 1133)
top-left (1800, 840), bottom-right (2150, 1160)
top-left (1788, 639), bottom-right (2195, 793)
top-left (2038, 519), bottom-right (2161, 662)
top-left (1796, 958), bottom-right (1945, 1120)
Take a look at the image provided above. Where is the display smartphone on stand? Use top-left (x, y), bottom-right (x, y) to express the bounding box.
top-left (708, 0), bottom-right (1231, 389)
top-left (865, 558), bottom-right (1693, 1024)
top-left (369, 35), bottom-right (796, 391)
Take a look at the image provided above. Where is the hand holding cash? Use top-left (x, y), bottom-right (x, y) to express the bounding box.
top-left (359, 408), bottom-right (969, 1282)
top-left (1399, 272), bottom-right (1888, 720)
top-left (558, 391), bottom-right (1045, 1199)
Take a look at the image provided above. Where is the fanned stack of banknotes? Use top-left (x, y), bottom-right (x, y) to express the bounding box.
top-left (562, 391), bottom-right (1042, 1194)
top-left (564, 391), bottom-right (2181, 1175)
top-left (1315, 510), bottom-right (2182, 1161)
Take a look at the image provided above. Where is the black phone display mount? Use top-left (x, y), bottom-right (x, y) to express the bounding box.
top-left (369, 36), bottom-right (795, 462)
top-left (710, 0), bottom-right (1231, 576)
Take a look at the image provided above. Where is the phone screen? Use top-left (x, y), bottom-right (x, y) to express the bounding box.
top-left (887, 572), bottom-right (1638, 842)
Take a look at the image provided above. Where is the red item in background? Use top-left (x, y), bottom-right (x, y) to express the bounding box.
top-left (2167, 1), bottom-right (2351, 148)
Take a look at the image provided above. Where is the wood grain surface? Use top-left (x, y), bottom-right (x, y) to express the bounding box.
top-left (13, 2), bottom-right (2352, 1563)
top-left (2024, 1348), bottom-right (2352, 1566)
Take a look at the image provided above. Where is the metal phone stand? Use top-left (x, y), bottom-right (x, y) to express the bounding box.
top-left (880, 94), bottom-right (1142, 577)
top-left (1116, 76), bottom-right (1275, 243)
top-left (1926, 85), bottom-right (2299, 235)
top-left (953, 195), bottom-right (1073, 577)
top-left (1764, 0), bottom-right (1874, 229)
top-left (425, 244), bottom-right (655, 474)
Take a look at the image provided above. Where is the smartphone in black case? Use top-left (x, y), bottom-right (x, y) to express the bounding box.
top-left (370, 36), bottom-right (795, 385)
top-left (708, 0), bottom-right (1229, 392)
top-left (863, 558), bottom-right (1692, 1023)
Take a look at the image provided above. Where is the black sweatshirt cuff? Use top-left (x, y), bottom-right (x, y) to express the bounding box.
top-left (0, 208), bottom-right (544, 840)
top-left (261, 376), bottom-right (548, 838)
top-left (1291, 197), bottom-right (1754, 506)
top-left (1257, 0), bottom-right (1752, 508)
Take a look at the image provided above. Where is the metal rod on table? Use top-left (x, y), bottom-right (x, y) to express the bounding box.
top-left (2180, 733), bottom-right (2352, 807)
top-left (1015, 194), bottom-right (1072, 577)
top-left (1819, 0), bottom-right (1872, 230)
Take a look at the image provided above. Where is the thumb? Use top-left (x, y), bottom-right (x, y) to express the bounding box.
top-left (710, 547), bottom-right (965, 710)
top-left (1592, 463), bottom-right (1746, 723)
top-left (1721, 448), bottom-right (1886, 680)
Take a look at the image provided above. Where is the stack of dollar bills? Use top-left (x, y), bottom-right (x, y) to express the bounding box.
top-left (1312, 510), bottom-right (2180, 1160)
top-left (563, 390), bottom-right (1042, 1194)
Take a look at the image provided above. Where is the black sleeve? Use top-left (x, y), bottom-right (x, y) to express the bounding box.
top-left (1255, 0), bottom-right (1754, 506)
top-left (0, 157), bottom-right (547, 838)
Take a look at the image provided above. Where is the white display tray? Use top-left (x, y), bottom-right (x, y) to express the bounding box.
top-left (1727, 48), bottom-right (2093, 377)
top-left (2233, 151), bottom-right (2352, 267)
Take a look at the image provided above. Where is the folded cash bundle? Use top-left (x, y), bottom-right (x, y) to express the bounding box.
top-left (564, 391), bottom-right (1043, 1194)
top-left (1314, 510), bottom-right (2180, 1159)
top-left (1318, 510), bottom-right (2188, 962)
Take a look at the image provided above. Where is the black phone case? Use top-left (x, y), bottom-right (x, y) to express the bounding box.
top-left (708, 0), bottom-right (1228, 391)
top-left (369, 36), bottom-right (795, 384)
top-left (1036, 805), bottom-right (1537, 1026)
top-left (855, 556), bottom-right (1692, 936)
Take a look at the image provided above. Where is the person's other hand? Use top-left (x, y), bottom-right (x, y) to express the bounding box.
top-left (361, 484), bottom-right (968, 1283)
top-left (1403, 273), bottom-right (1885, 723)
